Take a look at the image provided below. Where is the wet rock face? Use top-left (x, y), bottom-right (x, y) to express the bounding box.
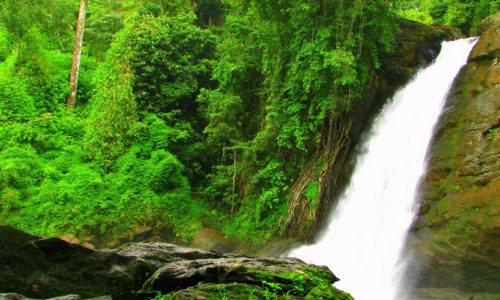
top-left (411, 11), bottom-right (500, 294)
top-left (0, 225), bottom-right (350, 299)
top-left (380, 19), bottom-right (463, 91)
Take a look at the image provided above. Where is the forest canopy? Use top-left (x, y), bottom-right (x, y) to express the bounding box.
top-left (0, 0), bottom-right (497, 245)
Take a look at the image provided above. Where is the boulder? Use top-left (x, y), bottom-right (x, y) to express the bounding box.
top-left (141, 256), bottom-right (337, 295)
top-left (59, 235), bottom-right (95, 249)
top-left (192, 228), bottom-right (235, 253)
top-left (97, 225), bottom-right (155, 250)
top-left (131, 225), bottom-right (153, 242)
top-left (0, 225), bottom-right (350, 299)
top-left (59, 235), bottom-right (80, 244)
top-left (409, 11), bottom-right (500, 294)
top-left (381, 19), bottom-right (464, 90)
top-left (477, 12), bottom-right (500, 34)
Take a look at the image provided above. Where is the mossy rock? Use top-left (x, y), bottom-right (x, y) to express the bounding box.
top-left (162, 283), bottom-right (279, 300)
top-left (141, 256), bottom-right (343, 298)
top-left (162, 282), bottom-right (354, 300)
top-left (305, 285), bottom-right (354, 300)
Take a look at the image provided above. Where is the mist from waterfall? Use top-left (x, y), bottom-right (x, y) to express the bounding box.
top-left (289, 38), bottom-right (478, 300)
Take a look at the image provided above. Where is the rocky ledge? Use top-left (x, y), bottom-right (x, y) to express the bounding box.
top-left (0, 225), bottom-right (352, 300)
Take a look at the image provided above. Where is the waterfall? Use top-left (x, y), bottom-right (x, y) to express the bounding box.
top-left (289, 38), bottom-right (478, 300)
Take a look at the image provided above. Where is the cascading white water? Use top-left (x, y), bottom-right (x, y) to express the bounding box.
top-left (289, 38), bottom-right (477, 300)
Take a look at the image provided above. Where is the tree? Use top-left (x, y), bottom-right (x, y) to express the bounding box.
top-left (67, 0), bottom-right (89, 108)
top-left (0, 0), bottom-right (44, 43)
top-left (85, 5), bottom-right (217, 175)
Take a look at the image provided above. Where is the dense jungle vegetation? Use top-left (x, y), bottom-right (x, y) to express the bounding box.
top-left (0, 0), bottom-right (498, 245)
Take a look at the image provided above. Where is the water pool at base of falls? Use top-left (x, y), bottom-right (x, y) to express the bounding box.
top-left (289, 38), bottom-right (478, 300)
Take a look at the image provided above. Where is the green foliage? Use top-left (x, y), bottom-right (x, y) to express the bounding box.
top-left (429, 3), bottom-right (449, 19)
top-left (84, 26), bottom-right (137, 167)
top-left (396, 0), bottom-right (500, 35)
top-left (304, 181), bottom-right (319, 213)
top-left (195, 0), bottom-right (225, 26)
top-left (0, 110), bottom-right (205, 241)
top-left (0, 0), bottom-right (391, 246)
top-left (198, 89), bottom-right (246, 147)
top-left (0, 111), bottom-right (85, 155)
top-left (129, 10), bottom-right (216, 117)
top-left (397, 9), bottom-right (434, 24)
top-left (253, 160), bottom-right (289, 221)
top-left (143, 0), bottom-right (195, 18)
top-left (262, 280), bottom-right (282, 292)
top-left (0, 74), bottom-right (36, 122)
top-left (0, 26), bottom-right (10, 61)
top-left (202, 164), bottom-right (234, 207)
top-left (0, 0), bottom-right (46, 42)
top-left (39, 0), bottom-right (77, 51)
top-left (0, 27), bottom-right (96, 114)
top-left (84, 14), bottom-right (124, 60)
top-left (486, 129), bottom-right (497, 140)
top-left (0, 0), bottom-right (76, 49)
top-left (0, 2), bottom-right (211, 242)
top-left (305, 285), bottom-right (354, 300)
top-left (200, 0), bottom-right (397, 244)
top-left (102, 144), bottom-right (202, 239)
top-left (16, 46), bottom-right (73, 112)
top-left (0, 111), bottom-right (91, 235)
top-left (86, 7), bottom-right (216, 182)
top-left (4, 0), bottom-right (484, 250)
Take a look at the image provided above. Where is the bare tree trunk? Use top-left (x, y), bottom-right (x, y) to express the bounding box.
top-left (67, 0), bottom-right (89, 109)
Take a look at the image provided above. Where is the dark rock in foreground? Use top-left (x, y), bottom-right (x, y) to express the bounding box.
top-left (0, 225), bottom-right (351, 299)
top-left (0, 294), bottom-right (111, 300)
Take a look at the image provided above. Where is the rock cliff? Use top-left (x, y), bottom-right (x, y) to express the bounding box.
top-left (410, 11), bottom-right (500, 294)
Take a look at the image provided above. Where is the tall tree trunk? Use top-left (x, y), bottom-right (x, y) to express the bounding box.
top-left (67, 0), bottom-right (89, 109)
